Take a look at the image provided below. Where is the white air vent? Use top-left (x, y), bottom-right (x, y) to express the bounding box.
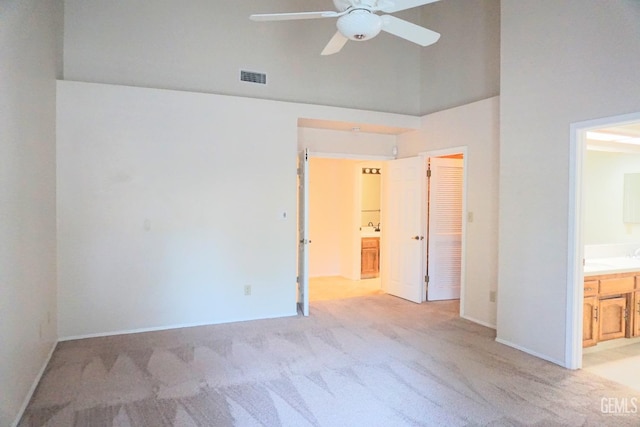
top-left (240, 70), bottom-right (267, 85)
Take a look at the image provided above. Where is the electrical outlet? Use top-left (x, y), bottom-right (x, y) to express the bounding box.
top-left (489, 291), bottom-right (497, 303)
top-left (244, 285), bottom-right (252, 296)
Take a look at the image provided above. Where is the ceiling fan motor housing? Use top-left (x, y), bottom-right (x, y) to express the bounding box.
top-left (337, 10), bottom-right (382, 41)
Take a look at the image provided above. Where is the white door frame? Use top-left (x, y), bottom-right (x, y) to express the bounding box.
top-left (421, 146), bottom-right (468, 312)
top-left (566, 111), bottom-right (640, 370)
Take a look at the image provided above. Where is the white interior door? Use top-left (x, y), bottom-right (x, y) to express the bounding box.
top-left (381, 157), bottom-right (425, 303)
top-left (297, 149), bottom-right (310, 316)
top-left (427, 157), bottom-right (463, 301)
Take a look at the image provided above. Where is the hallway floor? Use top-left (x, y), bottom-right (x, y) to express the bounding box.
top-left (308, 276), bottom-right (384, 301)
top-left (583, 338), bottom-right (640, 392)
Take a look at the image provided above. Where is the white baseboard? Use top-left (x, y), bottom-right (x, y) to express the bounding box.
top-left (460, 314), bottom-right (496, 330)
top-left (59, 311), bottom-right (299, 342)
top-left (12, 341), bottom-right (57, 427)
top-left (495, 337), bottom-right (566, 367)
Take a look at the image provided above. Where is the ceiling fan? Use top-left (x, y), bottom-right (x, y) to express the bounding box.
top-left (250, 0), bottom-right (442, 55)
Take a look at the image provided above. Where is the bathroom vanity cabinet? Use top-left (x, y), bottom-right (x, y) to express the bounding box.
top-left (361, 237), bottom-right (380, 279)
top-left (583, 272), bottom-right (640, 347)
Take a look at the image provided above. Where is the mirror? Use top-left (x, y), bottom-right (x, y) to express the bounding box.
top-left (361, 168), bottom-right (381, 228)
top-left (623, 173), bottom-right (640, 223)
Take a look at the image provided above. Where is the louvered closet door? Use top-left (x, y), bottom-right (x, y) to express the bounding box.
top-left (427, 157), bottom-right (463, 301)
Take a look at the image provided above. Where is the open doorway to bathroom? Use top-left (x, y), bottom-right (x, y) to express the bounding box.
top-left (307, 156), bottom-right (386, 302)
top-left (568, 112), bottom-right (640, 391)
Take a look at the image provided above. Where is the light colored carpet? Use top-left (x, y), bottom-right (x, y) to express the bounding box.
top-left (19, 295), bottom-right (640, 426)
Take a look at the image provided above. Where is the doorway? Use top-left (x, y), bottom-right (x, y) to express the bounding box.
top-left (298, 149), bottom-right (468, 315)
top-left (567, 112), bottom-right (640, 378)
top-left (426, 153), bottom-right (465, 302)
top-left (306, 155), bottom-right (389, 304)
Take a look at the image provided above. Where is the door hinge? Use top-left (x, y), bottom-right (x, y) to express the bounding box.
top-left (296, 276), bottom-right (299, 283)
top-left (297, 167), bottom-right (301, 175)
top-left (425, 275), bottom-right (429, 283)
top-left (426, 168), bottom-right (432, 178)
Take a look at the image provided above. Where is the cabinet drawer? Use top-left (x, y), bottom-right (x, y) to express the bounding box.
top-left (599, 277), bottom-right (634, 296)
top-left (584, 280), bottom-right (598, 297)
top-left (361, 238), bottom-right (379, 249)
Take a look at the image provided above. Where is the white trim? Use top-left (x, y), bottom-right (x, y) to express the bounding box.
top-left (495, 337), bottom-right (566, 367)
top-left (567, 110), bottom-right (640, 370)
top-left (422, 146), bottom-right (468, 316)
top-left (308, 151), bottom-right (394, 161)
top-left (418, 146), bottom-right (468, 159)
top-left (567, 123), bottom-right (585, 370)
top-left (59, 311), bottom-right (298, 342)
top-left (461, 314), bottom-right (496, 330)
top-left (12, 342), bottom-right (57, 427)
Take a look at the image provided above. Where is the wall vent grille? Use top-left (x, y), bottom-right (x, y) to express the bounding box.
top-left (240, 70), bottom-right (267, 85)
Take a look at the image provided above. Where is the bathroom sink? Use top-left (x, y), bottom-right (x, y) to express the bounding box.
top-left (361, 226), bottom-right (381, 237)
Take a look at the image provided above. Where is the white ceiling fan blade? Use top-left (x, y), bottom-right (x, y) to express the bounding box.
top-left (381, 15), bottom-right (440, 46)
top-left (321, 31), bottom-right (349, 55)
top-left (250, 11), bottom-right (341, 22)
top-left (379, 0), bottom-right (440, 14)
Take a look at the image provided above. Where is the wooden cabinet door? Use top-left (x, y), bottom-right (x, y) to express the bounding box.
top-left (361, 238), bottom-right (379, 279)
top-left (598, 297), bottom-right (627, 342)
top-left (633, 291), bottom-right (640, 338)
top-left (583, 296), bottom-right (599, 347)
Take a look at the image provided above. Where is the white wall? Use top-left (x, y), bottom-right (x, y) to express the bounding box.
top-left (56, 81), bottom-right (417, 339)
top-left (62, 0), bottom-right (499, 116)
top-left (584, 150), bottom-right (640, 245)
top-left (398, 97), bottom-right (500, 327)
top-left (298, 127), bottom-right (398, 158)
top-left (0, 1), bottom-right (62, 425)
top-left (56, 82), bottom-right (299, 338)
top-left (498, 0), bottom-right (640, 366)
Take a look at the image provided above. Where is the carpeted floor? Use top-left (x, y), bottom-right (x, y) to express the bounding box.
top-left (19, 295), bottom-right (640, 426)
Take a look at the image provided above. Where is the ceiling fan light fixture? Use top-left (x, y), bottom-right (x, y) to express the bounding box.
top-left (336, 10), bottom-right (382, 41)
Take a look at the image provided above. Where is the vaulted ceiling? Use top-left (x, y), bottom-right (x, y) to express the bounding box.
top-left (63, 0), bottom-right (500, 116)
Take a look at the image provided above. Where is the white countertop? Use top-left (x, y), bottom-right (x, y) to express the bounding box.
top-left (584, 257), bottom-right (640, 276)
top-left (361, 226), bottom-right (381, 238)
